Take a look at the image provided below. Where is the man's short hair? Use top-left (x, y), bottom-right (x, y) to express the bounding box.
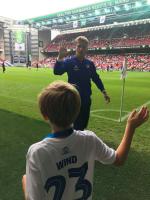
top-left (38, 81), bottom-right (81, 128)
top-left (75, 36), bottom-right (89, 45)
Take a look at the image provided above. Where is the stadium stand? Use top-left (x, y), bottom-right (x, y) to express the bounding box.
top-left (38, 54), bottom-right (150, 71)
top-left (38, 22), bottom-right (150, 72)
top-left (1, 0), bottom-right (149, 71)
top-left (43, 24), bottom-right (150, 52)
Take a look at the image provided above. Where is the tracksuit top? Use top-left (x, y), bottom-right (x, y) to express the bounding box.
top-left (54, 56), bottom-right (105, 102)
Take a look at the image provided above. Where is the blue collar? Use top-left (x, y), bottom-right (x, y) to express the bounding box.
top-left (45, 128), bottom-right (74, 139)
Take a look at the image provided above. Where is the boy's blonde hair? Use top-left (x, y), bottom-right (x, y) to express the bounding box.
top-left (38, 81), bottom-right (81, 128)
top-left (75, 36), bottom-right (89, 45)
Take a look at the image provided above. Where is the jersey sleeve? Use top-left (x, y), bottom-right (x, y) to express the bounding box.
top-left (26, 147), bottom-right (47, 200)
top-left (94, 134), bottom-right (116, 164)
top-left (90, 62), bottom-right (105, 92)
top-left (53, 58), bottom-right (69, 75)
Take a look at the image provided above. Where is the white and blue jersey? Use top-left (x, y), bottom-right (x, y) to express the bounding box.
top-left (26, 129), bottom-right (116, 200)
top-left (54, 56), bottom-right (105, 102)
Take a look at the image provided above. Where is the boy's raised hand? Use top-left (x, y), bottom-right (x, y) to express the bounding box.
top-left (114, 106), bottom-right (149, 166)
top-left (127, 106), bottom-right (149, 129)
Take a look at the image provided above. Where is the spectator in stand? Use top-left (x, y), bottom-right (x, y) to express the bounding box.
top-left (54, 36), bottom-right (110, 131)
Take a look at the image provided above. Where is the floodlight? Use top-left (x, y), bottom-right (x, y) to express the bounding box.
top-left (36, 23), bottom-right (40, 27)
top-left (147, 0), bottom-right (150, 4)
top-left (66, 17), bottom-right (70, 21)
top-left (42, 21), bottom-right (45, 25)
top-left (135, 1), bottom-right (142, 8)
top-left (124, 4), bottom-right (130, 11)
top-left (59, 18), bottom-right (63, 23)
top-left (114, 6), bottom-right (120, 11)
top-left (80, 14), bottom-right (84, 18)
top-left (52, 19), bottom-right (57, 23)
top-left (104, 8), bottom-right (109, 13)
top-left (95, 10), bottom-right (100, 15)
top-left (46, 21), bottom-right (51, 25)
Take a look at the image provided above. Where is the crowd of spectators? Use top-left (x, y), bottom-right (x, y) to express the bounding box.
top-left (43, 24), bottom-right (150, 52)
top-left (87, 54), bottom-right (150, 71)
top-left (44, 36), bottom-right (150, 52)
top-left (37, 54), bottom-right (150, 71)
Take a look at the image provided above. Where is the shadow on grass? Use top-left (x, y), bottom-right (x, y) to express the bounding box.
top-left (0, 109), bottom-right (50, 200)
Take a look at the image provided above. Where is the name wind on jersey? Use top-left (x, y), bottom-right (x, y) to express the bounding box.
top-left (56, 155), bottom-right (77, 170)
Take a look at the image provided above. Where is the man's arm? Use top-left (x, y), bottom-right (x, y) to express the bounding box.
top-left (114, 107), bottom-right (149, 166)
top-left (91, 62), bottom-right (110, 103)
top-left (53, 60), bottom-right (67, 75)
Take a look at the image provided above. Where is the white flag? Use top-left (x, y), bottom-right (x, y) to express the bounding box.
top-left (100, 16), bottom-right (106, 24)
top-left (73, 21), bottom-right (78, 28)
top-left (120, 57), bottom-right (127, 79)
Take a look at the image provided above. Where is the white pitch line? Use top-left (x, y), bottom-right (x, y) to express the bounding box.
top-left (91, 109), bottom-right (129, 122)
top-left (120, 100), bottom-right (150, 122)
top-left (91, 101), bottom-right (150, 122)
top-left (91, 109), bottom-right (129, 113)
top-left (91, 113), bottom-right (119, 122)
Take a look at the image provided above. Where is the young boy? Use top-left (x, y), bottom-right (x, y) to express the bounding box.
top-left (22, 81), bottom-right (149, 200)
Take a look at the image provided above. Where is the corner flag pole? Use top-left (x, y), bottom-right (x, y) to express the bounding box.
top-left (119, 78), bottom-right (126, 122)
top-left (119, 57), bottom-right (127, 122)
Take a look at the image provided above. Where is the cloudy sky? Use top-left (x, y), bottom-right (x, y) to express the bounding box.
top-left (0, 0), bottom-right (104, 20)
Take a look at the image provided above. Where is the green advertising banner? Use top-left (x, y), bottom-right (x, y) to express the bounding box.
top-left (14, 31), bottom-right (25, 51)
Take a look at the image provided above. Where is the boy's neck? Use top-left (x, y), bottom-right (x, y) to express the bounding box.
top-left (52, 125), bottom-right (72, 133)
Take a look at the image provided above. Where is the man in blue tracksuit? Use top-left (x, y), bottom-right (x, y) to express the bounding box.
top-left (54, 36), bottom-right (110, 130)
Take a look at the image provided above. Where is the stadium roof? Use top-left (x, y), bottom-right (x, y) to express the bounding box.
top-left (25, 0), bottom-right (110, 23)
top-left (23, 0), bottom-right (150, 31)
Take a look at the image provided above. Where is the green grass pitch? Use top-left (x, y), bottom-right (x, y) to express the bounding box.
top-left (0, 67), bottom-right (150, 200)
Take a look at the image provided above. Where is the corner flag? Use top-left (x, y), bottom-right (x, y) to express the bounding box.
top-left (120, 57), bottom-right (127, 79)
top-left (119, 57), bottom-right (127, 122)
